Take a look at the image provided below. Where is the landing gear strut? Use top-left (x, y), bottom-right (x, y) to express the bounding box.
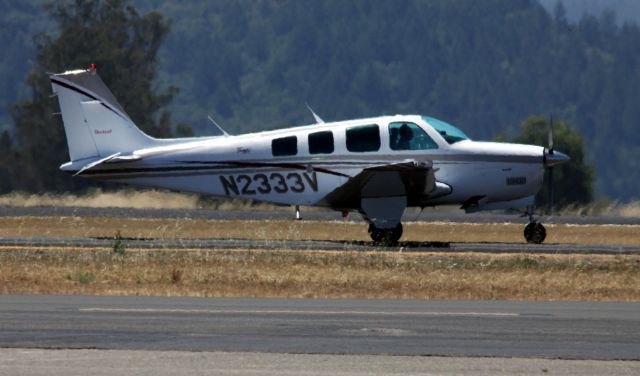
top-left (523, 205), bottom-right (546, 244)
top-left (368, 223), bottom-right (403, 246)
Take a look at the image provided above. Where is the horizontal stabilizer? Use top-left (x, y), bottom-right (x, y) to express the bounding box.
top-left (73, 152), bottom-right (142, 176)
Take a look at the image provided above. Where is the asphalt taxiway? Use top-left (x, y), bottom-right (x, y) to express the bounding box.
top-left (2, 349), bottom-right (638, 376)
top-left (2, 294), bottom-right (640, 375)
top-left (1, 295), bottom-right (639, 360)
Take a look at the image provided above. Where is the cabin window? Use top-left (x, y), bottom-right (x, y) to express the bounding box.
top-left (272, 136), bottom-right (297, 156)
top-left (389, 122), bottom-right (438, 150)
top-left (346, 124), bottom-right (380, 152)
top-left (308, 131), bottom-right (334, 154)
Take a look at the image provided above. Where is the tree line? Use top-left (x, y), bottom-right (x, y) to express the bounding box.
top-left (0, 0), bottom-right (626, 206)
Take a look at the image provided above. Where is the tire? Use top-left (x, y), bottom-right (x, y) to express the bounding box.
top-left (524, 222), bottom-right (546, 244)
top-left (368, 223), bottom-right (403, 245)
top-left (368, 224), bottom-right (384, 243)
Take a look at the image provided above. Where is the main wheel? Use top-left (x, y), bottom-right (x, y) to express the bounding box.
top-left (524, 222), bottom-right (546, 244)
top-left (368, 224), bottom-right (384, 243)
top-left (368, 223), bottom-right (403, 245)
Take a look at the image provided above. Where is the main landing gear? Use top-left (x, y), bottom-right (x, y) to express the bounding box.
top-left (523, 205), bottom-right (546, 244)
top-left (368, 223), bottom-right (403, 245)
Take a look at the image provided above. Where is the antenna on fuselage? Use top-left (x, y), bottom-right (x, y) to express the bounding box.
top-left (207, 115), bottom-right (230, 137)
top-left (305, 103), bottom-right (325, 124)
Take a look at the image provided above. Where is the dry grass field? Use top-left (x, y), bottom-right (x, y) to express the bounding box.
top-left (1, 248), bottom-right (639, 301)
top-left (1, 216), bottom-right (640, 245)
top-left (0, 215), bottom-right (639, 301)
top-left (2, 189), bottom-right (640, 216)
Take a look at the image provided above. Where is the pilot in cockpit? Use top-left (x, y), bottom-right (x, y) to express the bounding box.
top-left (397, 123), bottom-right (413, 150)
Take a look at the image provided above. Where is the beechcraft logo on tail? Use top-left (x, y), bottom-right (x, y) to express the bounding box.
top-left (94, 129), bottom-right (112, 135)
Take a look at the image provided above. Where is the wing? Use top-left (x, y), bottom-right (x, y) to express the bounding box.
top-left (319, 160), bottom-right (438, 208)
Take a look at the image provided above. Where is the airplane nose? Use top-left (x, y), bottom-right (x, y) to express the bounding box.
top-left (544, 150), bottom-right (570, 168)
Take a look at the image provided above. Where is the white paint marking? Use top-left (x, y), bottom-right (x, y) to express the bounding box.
top-left (79, 308), bottom-right (519, 317)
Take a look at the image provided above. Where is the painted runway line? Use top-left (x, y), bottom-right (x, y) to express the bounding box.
top-left (79, 307), bottom-right (520, 317)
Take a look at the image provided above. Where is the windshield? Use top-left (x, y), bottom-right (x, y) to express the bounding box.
top-left (422, 116), bottom-right (470, 144)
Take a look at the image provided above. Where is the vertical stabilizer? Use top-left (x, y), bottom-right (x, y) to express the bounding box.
top-left (50, 67), bottom-right (155, 161)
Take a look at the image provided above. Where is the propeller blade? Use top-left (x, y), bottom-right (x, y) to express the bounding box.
top-left (548, 115), bottom-right (554, 155)
top-left (548, 167), bottom-right (554, 214)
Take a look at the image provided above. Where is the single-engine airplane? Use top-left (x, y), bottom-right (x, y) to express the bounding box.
top-left (50, 66), bottom-right (569, 244)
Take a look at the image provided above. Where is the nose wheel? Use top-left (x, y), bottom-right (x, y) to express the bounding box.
top-left (524, 222), bottom-right (546, 244)
top-left (522, 204), bottom-right (547, 244)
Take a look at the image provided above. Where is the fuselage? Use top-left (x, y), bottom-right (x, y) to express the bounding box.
top-left (62, 114), bottom-right (547, 210)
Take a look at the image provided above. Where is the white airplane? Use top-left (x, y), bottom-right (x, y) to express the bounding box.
top-left (50, 66), bottom-right (569, 245)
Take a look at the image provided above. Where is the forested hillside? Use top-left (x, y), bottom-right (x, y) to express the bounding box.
top-left (1, 0), bottom-right (640, 200)
top-left (539, 0), bottom-right (640, 25)
top-left (0, 0), bottom-right (53, 133)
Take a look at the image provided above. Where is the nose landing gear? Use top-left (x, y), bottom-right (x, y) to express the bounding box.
top-left (524, 222), bottom-right (546, 244)
top-left (523, 205), bottom-right (547, 244)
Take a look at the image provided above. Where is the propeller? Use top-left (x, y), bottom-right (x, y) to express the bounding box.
top-left (543, 115), bottom-right (569, 214)
top-left (547, 115), bottom-right (555, 214)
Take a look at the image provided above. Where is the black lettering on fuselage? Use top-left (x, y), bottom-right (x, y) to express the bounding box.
top-left (219, 172), bottom-right (320, 196)
top-left (287, 173), bottom-right (304, 192)
top-left (302, 172), bottom-right (318, 192)
top-left (271, 173), bottom-right (288, 193)
top-left (220, 175), bottom-right (239, 195)
top-left (237, 174), bottom-right (256, 194)
top-left (254, 173), bottom-right (271, 194)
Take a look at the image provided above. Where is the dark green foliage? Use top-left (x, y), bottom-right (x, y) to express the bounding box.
top-left (65, 270), bottom-right (96, 284)
top-left (0, 0), bottom-right (54, 134)
top-left (112, 230), bottom-right (126, 255)
top-left (539, 0), bottom-right (640, 25)
top-left (511, 116), bottom-right (595, 208)
top-left (145, 0), bottom-right (640, 200)
top-left (0, 130), bottom-right (16, 192)
top-left (7, 0), bottom-right (189, 192)
top-left (1, 0), bottom-right (640, 199)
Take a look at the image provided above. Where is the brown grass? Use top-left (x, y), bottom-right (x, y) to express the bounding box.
top-left (559, 199), bottom-right (640, 217)
top-left (0, 190), bottom-right (293, 211)
top-left (2, 216), bottom-right (639, 301)
top-left (1, 248), bottom-right (638, 301)
top-left (0, 190), bottom-right (200, 210)
top-left (3, 189), bottom-right (640, 216)
top-left (1, 216), bottom-right (640, 245)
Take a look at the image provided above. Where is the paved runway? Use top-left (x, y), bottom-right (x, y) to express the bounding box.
top-left (1, 236), bottom-right (638, 254)
top-left (2, 349), bottom-right (638, 376)
top-left (1, 295), bottom-right (639, 360)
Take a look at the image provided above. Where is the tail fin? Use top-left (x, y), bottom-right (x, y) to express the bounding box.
top-left (50, 66), bottom-right (156, 161)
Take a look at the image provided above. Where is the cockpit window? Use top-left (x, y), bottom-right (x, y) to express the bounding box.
top-left (389, 122), bottom-right (438, 150)
top-left (422, 116), bottom-right (470, 144)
